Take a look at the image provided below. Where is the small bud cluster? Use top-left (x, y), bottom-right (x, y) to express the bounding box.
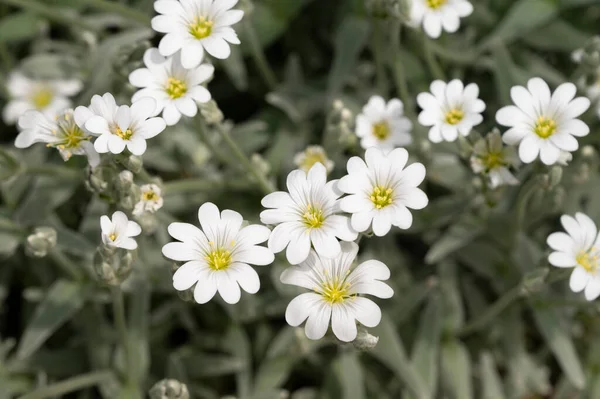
top-left (25, 227), bottom-right (57, 258)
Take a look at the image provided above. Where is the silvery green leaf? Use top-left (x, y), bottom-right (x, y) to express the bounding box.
top-left (0, 12), bottom-right (41, 43)
top-left (14, 177), bottom-right (78, 226)
top-left (253, 355), bottom-right (296, 395)
top-left (425, 215), bottom-right (484, 265)
top-left (332, 352), bottom-right (365, 399)
top-left (441, 340), bottom-right (473, 399)
top-left (479, 352), bottom-right (506, 399)
top-left (224, 325), bottom-right (252, 398)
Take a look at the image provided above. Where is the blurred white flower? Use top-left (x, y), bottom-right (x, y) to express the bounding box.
top-left (547, 212), bottom-right (600, 301)
top-left (417, 79), bottom-right (485, 143)
top-left (293, 145), bottom-right (334, 174)
top-left (260, 162), bottom-right (357, 265)
top-left (470, 130), bottom-right (519, 188)
top-left (409, 0), bottom-right (473, 39)
top-left (162, 202), bottom-right (274, 304)
top-left (129, 48), bottom-right (213, 126)
top-left (151, 0), bottom-right (244, 69)
top-left (15, 109), bottom-right (99, 167)
top-left (355, 96), bottom-right (412, 151)
top-left (75, 93), bottom-right (166, 156)
top-left (2, 71), bottom-right (82, 124)
top-left (101, 211), bottom-right (141, 250)
top-left (338, 147), bottom-right (428, 236)
top-left (281, 241), bottom-right (393, 342)
top-left (496, 77), bottom-right (590, 166)
top-left (133, 184), bottom-right (164, 216)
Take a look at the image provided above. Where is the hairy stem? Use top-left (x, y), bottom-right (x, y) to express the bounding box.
top-left (110, 286), bottom-right (135, 391)
top-left (243, 20), bottom-right (277, 91)
top-left (390, 22), bottom-right (414, 118)
top-left (423, 33), bottom-right (445, 80)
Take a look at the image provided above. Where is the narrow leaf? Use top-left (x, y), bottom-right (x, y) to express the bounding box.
top-left (441, 340), bottom-right (473, 399)
top-left (480, 352), bottom-right (506, 399)
top-left (332, 352), bottom-right (365, 399)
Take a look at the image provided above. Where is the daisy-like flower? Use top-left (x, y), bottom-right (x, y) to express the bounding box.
top-left (129, 48), bottom-right (214, 126)
top-left (338, 147), bottom-right (428, 237)
top-left (74, 93), bottom-right (166, 156)
top-left (470, 130), bottom-right (519, 188)
top-left (409, 0), bottom-right (473, 39)
top-left (547, 212), bottom-right (600, 301)
top-left (281, 241), bottom-right (393, 342)
top-left (133, 184), bottom-right (164, 216)
top-left (293, 145), bottom-right (334, 175)
top-left (355, 96), bottom-right (412, 151)
top-left (151, 0), bottom-right (244, 69)
top-left (260, 162), bottom-right (357, 265)
top-left (15, 109), bottom-right (100, 167)
top-left (101, 211), bottom-right (142, 250)
top-left (162, 202), bottom-right (274, 304)
top-left (417, 79), bottom-right (485, 143)
top-left (496, 77), bottom-right (590, 166)
top-left (2, 71), bottom-right (82, 124)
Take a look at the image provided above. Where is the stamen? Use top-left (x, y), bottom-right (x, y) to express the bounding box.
top-left (189, 16), bottom-right (213, 39)
top-left (372, 122), bottom-right (391, 140)
top-left (370, 185), bottom-right (394, 209)
top-left (445, 108), bottom-right (464, 125)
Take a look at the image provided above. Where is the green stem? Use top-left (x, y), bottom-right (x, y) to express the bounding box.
top-left (17, 370), bottom-right (113, 399)
top-left (195, 116), bottom-right (230, 166)
top-left (423, 33), bottom-right (445, 80)
top-left (163, 177), bottom-right (250, 196)
top-left (82, 0), bottom-right (150, 25)
top-left (110, 287), bottom-right (134, 391)
top-left (0, 0), bottom-right (98, 31)
top-left (216, 123), bottom-right (276, 195)
top-left (390, 22), bottom-right (414, 118)
top-left (25, 165), bottom-right (82, 181)
top-left (243, 20), bottom-right (277, 91)
top-left (372, 18), bottom-right (387, 94)
top-left (49, 249), bottom-right (84, 281)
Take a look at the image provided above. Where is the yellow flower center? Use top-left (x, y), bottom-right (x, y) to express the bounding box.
top-left (372, 122), bottom-right (390, 140)
top-left (534, 116), bottom-right (556, 139)
top-left (114, 126), bottom-right (133, 140)
top-left (576, 248), bottom-right (598, 273)
top-left (31, 87), bottom-right (54, 109)
top-left (142, 190), bottom-right (159, 201)
top-left (426, 0), bottom-right (447, 9)
top-left (189, 16), bottom-right (213, 39)
top-left (46, 111), bottom-right (90, 159)
top-left (370, 185), bottom-right (394, 209)
top-left (205, 245), bottom-right (233, 271)
top-left (109, 233), bottom-right (117, 241)
top-left (302, 205), bottom-right (325, 228)
top-left (483, 152), bottom-right (504, 170)
top-left (445, 108), bottom-right (464, 125)
top-left (165, 77), bottom-right (187, 99)
top-left (316, 274), bottom-right (354, 304)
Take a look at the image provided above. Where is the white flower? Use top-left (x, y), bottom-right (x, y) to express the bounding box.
top-left (151, 0), bottom-right (244, 69)
top-left (417, 79), bottom-right (485, 143)
top-left (281, 241), bottom-right (393, 342)
top-left (293, 145), bottom-right (334, 174)
top-left (355, 96), bottom-right (412, 151)
top-left (496, 77), bottom-right (590, 166)
top-left (15, 109), bottom-right (100, 167)
top-left (129, 48), bottom-right (214, 126)
top-left (133, 184), bottom-right (164, 216)
top-left (2, 72), bottom-right (82, 124)
top-left (74, 93), bottom-right (166, 156)
top-left (410, 0), bottom-right (473, 39)
top-left (260, 162), bottom-right (357, 265)
top-left (101, 211), bottom-right (142, 250)
top-left (470, 130), bottom-right (519, 189)
top-left (162, 202), bottom-right (274, 304)
top-left (547, 212), bottom-right (600, 301)
top-left (338, 147), bottom-right (428, 237)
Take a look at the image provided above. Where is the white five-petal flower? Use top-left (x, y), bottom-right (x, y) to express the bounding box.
top-left (151, 0), bottom-right (244, 69)
top-left (133, 184), bottom-right (164, 216)
top-left (101, 211), bottom-right (142, 250)
top-left (417, 79), bottom-right (485, 143)
top-left (496, 77), bottom-right (590, 166)
top-left (129, 48), bottom-right (214, 126)
top-left (355, 96), bottom-right (412, 151)
top-left (74, 93), bottom-right (166, 156)
top-left (15, 109), bottom-right (100, 167)
top-left (338, 147), bottom-right (428, 237)
top-left (162, 202), bottom-right (274, 304)
top-left (281, 241), bottom-right (393, 342)
top-left (260, 162), bottom-right (357, 265)
top-left (547, 212), bottom-right (600, 301)
top-left (2, 71), bottom-right (82, 124)
top-left (410, 0), bottom-right (473, 39)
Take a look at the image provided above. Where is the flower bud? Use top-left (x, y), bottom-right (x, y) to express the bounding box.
top-left (582, 145), bottom-right (596, 159)
top-left (25, 227), bottom-right (57, 258)
top-left (200, 100), bottom-right (224, 125)
top-left (124, 155), bottom-right (143, 174)
top-left (149, 379), bottom-right (190, 399)
top-left (352, 328), bottom-right (379, 351)
top-left (116, 170), bottom-right (134, 192)
top-left (93, 249), bottom-right (134, 286)
top-left (548, 166), bottom-right (562, 188)
top-left (251, 153), bottom-right (271, 177)
top-left (520, 268), bottom-right (549, 296)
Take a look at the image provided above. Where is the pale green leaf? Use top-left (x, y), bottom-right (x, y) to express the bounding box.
top-left (441, 340), bottom-right (473, 399)
top-left (332, 352), bottom-right (365, 399)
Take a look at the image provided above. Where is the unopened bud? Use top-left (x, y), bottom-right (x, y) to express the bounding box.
top-left (352, 328), bottom-right (379, 351)
top-left (200, 100), bottom-right (224, 125)
top-left (25, 227), bottom-right (57, 258)
top-left (548, 166), bottom-right (562, 188)
top-left (520, 268), bottom-right (549, 296)
top-left (251, 153), bottom-right (271, 177)
top-left (149, 379), bottom-right (190, 399)
top-left (116, 170), bottom-right (134, 191)
top-left (125, 155), bottom-right (143, 174)
top-left (582, 145), bottom-right (595, 159)
top-left (93, 249), bottom-right (134, 286)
